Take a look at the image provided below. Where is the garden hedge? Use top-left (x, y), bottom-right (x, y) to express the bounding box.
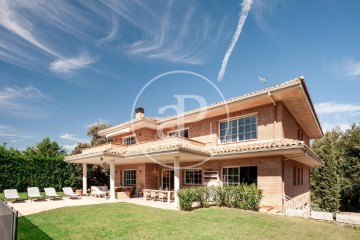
top-left (177, 185), bottom-right (262, 211)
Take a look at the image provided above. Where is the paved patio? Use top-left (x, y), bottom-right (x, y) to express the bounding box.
top-left (7, 196), bottom-right (178, 216)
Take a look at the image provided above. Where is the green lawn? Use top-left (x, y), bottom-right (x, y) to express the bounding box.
top-left (17, 203), bottom-right (360, 240)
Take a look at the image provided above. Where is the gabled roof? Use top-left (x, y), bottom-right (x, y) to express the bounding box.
top-left (99, 77), bottom-right (323, 139)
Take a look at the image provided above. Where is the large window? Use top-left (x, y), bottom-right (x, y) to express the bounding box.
top-left (168, 129), bottom-right (189, 138)
top-left (219, 115), bottom-right (257, 143)
top-left (222, 166), bottom-right (257, 185)
top-left (123, 169), bottom-right (136, 186)
top-left (123, 136), bottom-right (136, 145)
top-left (184, 169), bottom-right (202, 185)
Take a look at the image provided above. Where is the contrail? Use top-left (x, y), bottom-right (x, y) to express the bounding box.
top-left (217, 0), bottom-right (253, 82)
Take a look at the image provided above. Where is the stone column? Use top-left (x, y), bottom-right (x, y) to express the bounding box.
top-left (109, 160), bottom-right (116, 200)
top-left (174, 156), bottom-right (180, 207)
top-left (82, 163), bottom-right (87, 195)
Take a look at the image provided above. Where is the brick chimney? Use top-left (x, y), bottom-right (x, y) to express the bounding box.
top-left (135, 107), bottom-right (145, 119)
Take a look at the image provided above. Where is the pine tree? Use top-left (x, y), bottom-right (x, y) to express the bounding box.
top-left (311, 129), bottom-right (342, 212)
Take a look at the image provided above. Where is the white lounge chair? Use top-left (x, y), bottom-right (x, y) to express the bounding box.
top-left (44, 187), bottom-right (62, 201)
top-left (4, 189), bottom-right (22, 202)
top-left (62, 187), bottom-right (80, 199)
top-left (27, 187), bottom-right (44, 202)
top-left (90, 186), bottom-right (107, 198)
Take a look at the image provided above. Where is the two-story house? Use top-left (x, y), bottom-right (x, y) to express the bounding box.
top-left (65, 77), bottom-right (323, 211)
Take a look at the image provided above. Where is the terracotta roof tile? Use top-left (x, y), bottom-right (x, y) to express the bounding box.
top-left (65, 138), bottom-right (306, 161)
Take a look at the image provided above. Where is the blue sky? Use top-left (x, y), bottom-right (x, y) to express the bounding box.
top-left (1, 0), bottom-right (360, 151)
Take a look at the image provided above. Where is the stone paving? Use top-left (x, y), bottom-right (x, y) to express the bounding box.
top-left (7, 196), bottom-right (178, 216)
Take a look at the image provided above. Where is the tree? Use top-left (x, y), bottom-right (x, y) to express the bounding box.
top-left (311, 129), bottom-right (342, 212)
top-left (340, 124), bottom-right (360, 211)
top-left (87, 123), bottom-right (111, 146)
top-left (25, 137), bottom-right (66, 158)
top-left (71, 142), bottom-right (91, 155)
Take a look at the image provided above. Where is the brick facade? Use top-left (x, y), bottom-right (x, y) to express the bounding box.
top-left (115, 157), bottom-right (296, 209)
top-left (111, 101), bottom-right (313, 208)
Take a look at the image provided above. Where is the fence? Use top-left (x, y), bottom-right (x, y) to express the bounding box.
top-left (0, 200), bottom-right (18, 240)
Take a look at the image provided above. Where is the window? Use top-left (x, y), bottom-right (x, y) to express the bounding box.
top-left (184, 169), bottom-right (202, 185)
top-left (162, 170), bottom-right (174, 190)
top-left (294, 167), bottom-right (304, 186)
top-left (293, 167), bottom-right (297, 185)
top-left (222, 166), bottom-right (257, 185)
top-left (168, 129), bottom-right (189, 138)
top-left (123, 136), bottom-right (136, 145)
top-left (297, 128), bottom-right (304, 141)
top-left (219, 115), bottom-right (257, 143)
top-left (123, 169), bottom-right (136, 186)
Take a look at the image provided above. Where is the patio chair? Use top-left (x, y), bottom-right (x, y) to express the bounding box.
top-left (62, 187), bottom-right (80, 199)
top-left (158, 191), bottom-right (167, 202)
top-left (90, 186), bottom-right (107, 198)
top-left (27, 187), bottom-right (45, 202)
top-left (4, 189), bottom-right (22, 202)
top-left (44, 187), bottom-right (62, 201)
top-left (143, 190), bottom-right (151, 200)
top-left (150, 191), bottom-right (159, 201)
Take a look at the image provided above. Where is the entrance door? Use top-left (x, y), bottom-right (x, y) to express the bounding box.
top-left (162, 170), bottom-right (174, 190)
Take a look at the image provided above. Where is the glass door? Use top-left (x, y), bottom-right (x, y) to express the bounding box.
top-left (162, 170), bottom-right (174, 190)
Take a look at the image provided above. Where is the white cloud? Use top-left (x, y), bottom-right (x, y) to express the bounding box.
top-left (217, 0), bottom-right (253, 81)
top-left (315, 102), bottom-right (360, 133)
top-left (60, 133), bottom-right (87, 143)
top-left (0, 0), bottom-right (60, 57)
top-left (346, 60), bottom-right (360, 78)
top-left (315, 102), bottom-right (360, 114)
top-left (99, 18), bottom-right (118, 44)
top-left (84, 119), bottom-right (109, 128)
top-left (0, 86), bottom-right (49, 116)
top-left (63, 144), bottom-right (77, 151)
top-left (49, 55), bottom-right (96, 73)
top-left (0, 125), bottom-right (35, 144)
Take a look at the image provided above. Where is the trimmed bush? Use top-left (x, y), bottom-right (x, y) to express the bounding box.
top-left (177, 184), bottom-right (262, 211)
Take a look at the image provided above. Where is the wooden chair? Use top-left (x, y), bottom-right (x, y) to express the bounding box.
top-left (158, 192), bottom-right (167, 202)
top-left (150, 191), bottom-right (158, 201)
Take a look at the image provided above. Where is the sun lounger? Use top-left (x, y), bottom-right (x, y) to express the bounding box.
top-left (4, 189), bottom-right (22, 202)
top-left (44, 187), bottom-right (62, 201)
top-left (62, 187), bottom-right (80, 199)
top-left (27, 187), bottom-right (44, 202)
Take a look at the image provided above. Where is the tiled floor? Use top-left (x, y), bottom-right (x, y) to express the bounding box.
top-left (7, 196), bottom-right (178, 216)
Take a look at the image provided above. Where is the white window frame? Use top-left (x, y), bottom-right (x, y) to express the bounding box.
top-left (122, 169), bottom-right (136, 186)
top-left (184, 169), bottom-right (202, 185)
top-left (167, 128), bottom-right (189, 138)
top-left (218, 114), bottom-right (258, 144)
top-left (122, 135), bottom-right (136, 145)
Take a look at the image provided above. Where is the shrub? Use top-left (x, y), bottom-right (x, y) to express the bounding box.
top-left (177, 188), bottom-right (193, 211)
top-left (178, 184), bottom-right (262, 211)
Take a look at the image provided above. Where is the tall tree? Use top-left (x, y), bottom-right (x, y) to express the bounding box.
top-left (87, 123), bottom-right (111, 146)
top-left (311, 129), bottom-right (342, 212)
top-left (25, 137), bottom-right (66, 158)
top-left (340, 124), bottom-right (360, 211)
top-left (71, 142), bottom-right (92, 155)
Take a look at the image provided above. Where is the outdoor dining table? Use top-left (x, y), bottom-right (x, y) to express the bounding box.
top-left (143, 189), bottom-right (174, 203)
